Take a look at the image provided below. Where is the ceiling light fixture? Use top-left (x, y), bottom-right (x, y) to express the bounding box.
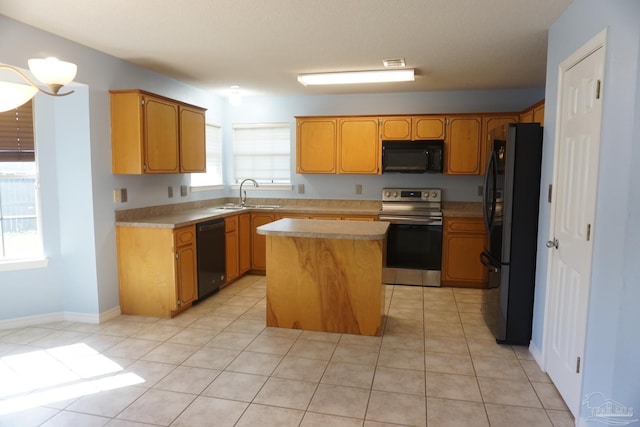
top-left (228, 85), bottom-right (242, 106)
top-left (0, 57), bottom-right (77, 113)
top-left (297, 68), bottom-right (415, 86)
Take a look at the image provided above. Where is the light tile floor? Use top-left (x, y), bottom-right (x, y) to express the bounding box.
top-left (0, 275), bottom-right (575, 427)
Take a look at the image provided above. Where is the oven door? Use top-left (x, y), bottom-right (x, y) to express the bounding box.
top-left (381, 217), bottom-right (443, 270)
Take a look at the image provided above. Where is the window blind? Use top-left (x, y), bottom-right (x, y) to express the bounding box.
top-left (191, 124), bottom-right (223, 187)
top-left (0, 100), bottom-right (34, 162)
top-left (232, 124), bottom-right (291, 184)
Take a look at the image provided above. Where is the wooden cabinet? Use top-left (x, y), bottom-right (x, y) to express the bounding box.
top-left (179, 105), bottom-right (207, 172)
top-left (296, 116), bottom-right (379, 175)
top-left (445, 115), bottom-right (483, 175)
top-left (296, 118), bottom-right (337, 173)
top-left (412, 116), bottom-right (446, 140)
top-left (238, 213), bottom-right (251, 275)
top-left (110, 89), bottom-right (206, 174)
top-left (225, 216), bottom-right (239, 281)
top-left (116, 224), bottom-right (197, 317)
top-left (441, 218), bottom-right (488, 288)
top-left (380, 116), bottom-right (412, 140)
top-left (481, 114), bottom-right (519, 172)
top-left (338, 117), bottom-right (380, 174)
top-left (520, 99), bottom-right (545, 126)
top-left (251, 212), bottom-right (276, 272)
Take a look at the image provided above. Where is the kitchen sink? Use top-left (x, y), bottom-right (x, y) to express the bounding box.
top-left (245, 204), bottom-right (282, 210)
top-left (207, 205), bottom-right (246, 212)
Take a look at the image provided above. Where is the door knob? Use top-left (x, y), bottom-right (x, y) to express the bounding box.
top-left (546, 238), bottom-right (559, 249)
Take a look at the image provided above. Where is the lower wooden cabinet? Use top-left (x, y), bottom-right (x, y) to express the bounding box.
top-left (441, 218), bottom-right (488, 288)
top-left (116, 224), bottom-right (197, 317)
top-left (238, 213), bottom-right (251, 275)
top-left (251, 212), bottom-right (276, 272)
top-left (225, 216), bottom-right (239, 281)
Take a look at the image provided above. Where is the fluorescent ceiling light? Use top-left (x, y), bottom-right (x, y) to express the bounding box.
top-left (297, 69), bottom-right (415, 86)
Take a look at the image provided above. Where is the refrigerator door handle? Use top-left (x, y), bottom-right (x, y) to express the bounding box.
top-left (480, 250), bottom-right (499, 272)
top-left (482, 150), bottom-right (498, 233)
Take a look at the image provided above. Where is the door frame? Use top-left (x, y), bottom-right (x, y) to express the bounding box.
top-left (540, 27), bottom-right (607, 408)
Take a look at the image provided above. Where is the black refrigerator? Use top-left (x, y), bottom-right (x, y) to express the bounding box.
top-left (481, 123), bottom-right (543, 345)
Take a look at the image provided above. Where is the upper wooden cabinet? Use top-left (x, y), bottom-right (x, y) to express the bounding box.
top-left (520, 99), bottom-right (545, 126)
top-left (296, 118), bottom-right (337, 174)
top-left (380, 116), bottom-right (412, 140)
top-left (481, 114), bottom-right (519, 173)
top-left (338, 117), bottom-right (380, 174)
top-left (445, 115), bottom-right (483, 175)
top-left (296, 117), bottom-right (380, 175)
top-left (110, 89), bottom-right (206, 174)
top-left (412, 116), bottom-right (446, 140)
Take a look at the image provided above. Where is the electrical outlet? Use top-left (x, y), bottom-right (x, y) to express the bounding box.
top-left (355, 184), bottom-right (362, 195)
top-left (180, 185), bottom-right (188, 197)
top-left (298, 183), bottom-right (305, 194)
top-left (168, 186), bottom-right (174, 198)
top-left (477, 185), bottom-right (483, 197)
top-left (113, 189), bottom-right (121, 203)
top-left (120, 188), bottom-right (128, 203)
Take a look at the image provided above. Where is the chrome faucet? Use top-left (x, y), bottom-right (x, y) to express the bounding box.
top-left (239, 178), bottom-right (259, 207)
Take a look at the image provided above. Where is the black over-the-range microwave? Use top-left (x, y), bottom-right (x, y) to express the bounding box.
top-left (381, 140), bottom-right (444, 173)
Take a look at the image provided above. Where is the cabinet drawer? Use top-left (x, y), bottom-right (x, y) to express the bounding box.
top-left (445, 218), bottom-right (485, 233)
top-left (225, 215), bottom-right (238, 232)
top-left (175, 226), bottom-right (195, 246)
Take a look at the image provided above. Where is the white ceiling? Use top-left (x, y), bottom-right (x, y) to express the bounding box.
top-left (0, 0), bottom-right (572, 98)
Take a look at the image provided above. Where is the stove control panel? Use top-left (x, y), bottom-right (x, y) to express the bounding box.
top-left (382, 188), bottom-right (441, 202)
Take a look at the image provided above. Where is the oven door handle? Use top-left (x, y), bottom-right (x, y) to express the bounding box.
top-left (379, 215), bottom-right (442, 225)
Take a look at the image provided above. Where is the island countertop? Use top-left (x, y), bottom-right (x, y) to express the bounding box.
top-left (256, 218), bottom-right (389, 240)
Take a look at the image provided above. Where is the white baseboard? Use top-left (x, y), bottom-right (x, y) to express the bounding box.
top-left (0, 312), bottom-right (65, 330)
top-left (0, 306), bottom-right (122, 330)
top-left (529, 340), bottom-right (545, 369)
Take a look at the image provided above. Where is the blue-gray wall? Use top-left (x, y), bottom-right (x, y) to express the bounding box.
top-left (531, 0), bottom-right (640, 422)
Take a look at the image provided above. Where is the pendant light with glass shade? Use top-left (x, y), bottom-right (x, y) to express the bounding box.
top-left (0, 57), bottom-right (78, 113)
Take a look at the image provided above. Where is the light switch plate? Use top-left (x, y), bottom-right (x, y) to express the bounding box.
top-left (180, 185), bottom-right (188, 197)
top-left (120, 188), bottom-right (128, 203)
top-left (355, 184), bottom-right (362, 195)
top-left (298, 184), bottom-right (305, 194)
top-left (168, 186), bottom-right (174, 198)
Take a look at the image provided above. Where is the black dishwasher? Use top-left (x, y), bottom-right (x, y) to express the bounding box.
top-left (196, 219), bottom-right (226, 300)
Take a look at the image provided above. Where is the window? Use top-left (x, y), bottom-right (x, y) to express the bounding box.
top-left (190, 124), bottom-right (223, 188)
top-left (232, 123), bottom-right (291, 184)
top-left (0, 100), bottom-right (42, 260)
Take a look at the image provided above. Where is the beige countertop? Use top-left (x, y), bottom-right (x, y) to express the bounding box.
top-left (114, 199), bottom-right (483, 228)
top-left (442, 201), bottom-right (483, 218)
top-left (257, 218), bottom-right (389, 240)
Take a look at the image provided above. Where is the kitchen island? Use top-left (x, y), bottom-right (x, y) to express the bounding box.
top-left (257, 218), bottom-right (389, 336)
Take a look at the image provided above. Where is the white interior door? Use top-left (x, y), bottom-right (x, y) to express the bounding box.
top-left (545, 35), bottom-right (605, 417)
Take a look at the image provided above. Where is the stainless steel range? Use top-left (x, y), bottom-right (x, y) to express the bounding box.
top-left (379, 188), bottom-right (443, 286)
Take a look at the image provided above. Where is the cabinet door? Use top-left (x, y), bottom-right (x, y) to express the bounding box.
top-left (445, 116), bottom-right (482, 175)
top-left (239, 213), bottom-right (251, 274)
top-left (251, 212), bottom-right (275, 271)
top-left (380, 117), bottom-right (412, 140)
top-left (533, 103), bottom-right (545, 126)
top-left (520, 110), bottom-right (534, 123)
top-left (338, 117), bottom-right (380, 174)
top-left (225, 230), bottom-right (239, 281)
top-left (179, 106), bottom-right (206, 172)
top-left (144, 96), bottom-right (180, 173)
top-left (175, 226), bottom-right (197, 307)
top-left (412, 116), bottom-right (446, 140)
top-left (481, 115), bottom-right (518, 173)
top-left (296, 118), bottom-right (337, 173)
top-left (441, 218), bottom-right (488, 287)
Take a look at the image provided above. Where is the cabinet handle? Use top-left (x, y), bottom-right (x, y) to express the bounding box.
top-left (175, 252), bottom-right (179, 259)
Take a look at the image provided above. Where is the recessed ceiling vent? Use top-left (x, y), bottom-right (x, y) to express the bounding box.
top-left (383, 58), bottom-right (406, 68)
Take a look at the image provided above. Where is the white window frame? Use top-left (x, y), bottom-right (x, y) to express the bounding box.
top-left (190, 123), bottom-right (224, 191)
top-left (231, 123), bottom-right (292, 190)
